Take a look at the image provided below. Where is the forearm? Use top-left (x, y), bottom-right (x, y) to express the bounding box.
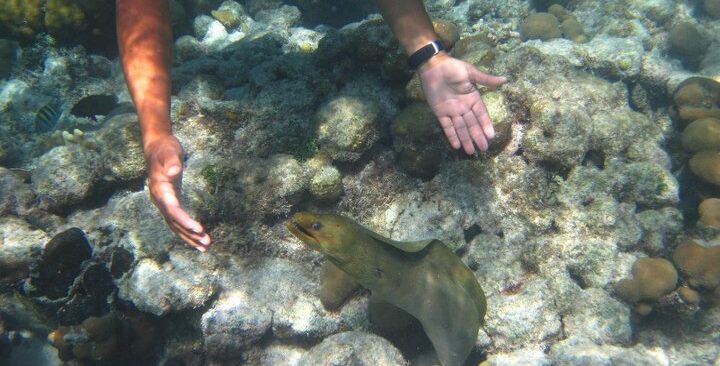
top-left (374, 0), bottom-right (438, 55)
top-left (116, 0), bottom-right (173, 151)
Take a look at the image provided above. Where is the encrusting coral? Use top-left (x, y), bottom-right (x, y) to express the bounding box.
top-left (681, 118), bottom-right (720, 153)
top-left (672, 240), bottom-right (720, 290)
top-left (673, 77), bottom-right (720, 123)
top-left (520, 13), bottom-right (561, 41)
top-left (615, 257), bottom-right (678, 313)
top-left (668, 22), bottom-right (708, 70)
top-left (698, 198), bottom-right (720, 228)
top-left (689, 151), bottom-right (720, 186)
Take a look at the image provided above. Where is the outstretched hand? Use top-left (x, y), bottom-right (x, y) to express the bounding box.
top-left (417, 53), bottom-right (507, 154)
top-left (145, 135), bottom-right (211, 251)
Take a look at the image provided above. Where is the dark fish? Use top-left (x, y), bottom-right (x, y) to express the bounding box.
top-left (34, 103), bottom-right (61, 133)
top-left (70, 94), bottom-right (119, 120)
top-left (101, 102), bottom-right (136, 122)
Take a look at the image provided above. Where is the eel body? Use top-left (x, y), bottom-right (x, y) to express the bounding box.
top-left (287, 212), bottom-right (486, 366)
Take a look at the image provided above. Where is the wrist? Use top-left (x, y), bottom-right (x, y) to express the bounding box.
top-left (417, 51), bottom-right (449, 73)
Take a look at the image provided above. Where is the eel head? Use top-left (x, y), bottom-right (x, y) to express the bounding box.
top-left (286, 212), bottom-right (353, 262)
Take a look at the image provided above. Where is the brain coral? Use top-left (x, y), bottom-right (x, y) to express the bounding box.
top-left (689, 151), bottom-right (720, 186)
top-left (0, 0), bottom-right (42, 39)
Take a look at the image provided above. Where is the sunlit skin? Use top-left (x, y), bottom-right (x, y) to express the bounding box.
top-left (375, 0), bottom-right (507, 154)
top-left (117, 0), bottom-right (505, 251)
top-left (117, 0), bottom-right (211, 251)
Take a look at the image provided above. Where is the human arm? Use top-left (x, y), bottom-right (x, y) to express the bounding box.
top-left (116, 0), bottom-right (211, 251)
top-left (374, 0), bottom-right (507, 154)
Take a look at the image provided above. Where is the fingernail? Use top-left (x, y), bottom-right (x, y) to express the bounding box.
top-left (196, 246), bottom-right (206, 253)
top-left (200, 236), bottom-right (211, 245)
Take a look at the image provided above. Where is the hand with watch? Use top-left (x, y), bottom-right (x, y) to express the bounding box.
top-left (409, 39), bottom-right (507, 155)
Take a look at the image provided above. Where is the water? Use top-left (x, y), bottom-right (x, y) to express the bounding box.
top-left (0, 0), bottom-right (719, 365)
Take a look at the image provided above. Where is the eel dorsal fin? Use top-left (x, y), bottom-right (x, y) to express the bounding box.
top-left (362, 226), bottom-right (434, 253)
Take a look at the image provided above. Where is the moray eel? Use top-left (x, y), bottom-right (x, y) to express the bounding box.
top-left (287, 212), bottom-right (486, 366)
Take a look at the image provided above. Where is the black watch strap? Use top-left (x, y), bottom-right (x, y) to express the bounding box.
top-left (407, 40), bottom-right (444, 70)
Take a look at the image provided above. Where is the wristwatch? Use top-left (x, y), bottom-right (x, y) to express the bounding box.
top-left (407, 40), bottom-right (444, 70)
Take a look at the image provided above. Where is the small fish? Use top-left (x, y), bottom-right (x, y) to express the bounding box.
top-left (34, 103), bottom-right (61, 133)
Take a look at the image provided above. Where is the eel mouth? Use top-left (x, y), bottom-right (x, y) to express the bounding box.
top-left (286, 217), bottom-right (317, 244)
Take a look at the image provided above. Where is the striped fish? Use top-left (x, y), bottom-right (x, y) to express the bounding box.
top-left (34, 103), bottom-right (61, 133)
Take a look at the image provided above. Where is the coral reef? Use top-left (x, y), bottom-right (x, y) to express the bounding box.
top-left (3, 0), bottom-right (720, 364)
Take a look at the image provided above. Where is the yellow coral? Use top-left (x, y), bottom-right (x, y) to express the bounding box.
top-left (0, 0), bottom-right (42, 39)
top-left (45, 0), bottom-right (86, 35)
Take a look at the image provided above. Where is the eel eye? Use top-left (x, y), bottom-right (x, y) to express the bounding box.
top-left (311, 222), bottom-right (322, 231)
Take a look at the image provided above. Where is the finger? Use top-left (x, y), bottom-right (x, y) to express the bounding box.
top-left (439, 116), bottom-right (461, 150)
top-left (452, 115), bottom-right (475, 155)
top-left (467, 66), bottom-right (507, 87)
top-left (464, 111), bottom-right (488, 152)
top-left (170, 219), bottom-right (211, 249)
top-left (472, 101), bottom-right (495, 140)
top-left (153, 182), bottom-right (206, 236)
top-left (169, 218), bottom-right (210, 252)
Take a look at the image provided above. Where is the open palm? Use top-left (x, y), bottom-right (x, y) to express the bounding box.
top-left (418, 54), bottom-right (506, 154)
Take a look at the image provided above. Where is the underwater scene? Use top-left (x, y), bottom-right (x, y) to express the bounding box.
top-left (1, 0), bottom-right (720, 365)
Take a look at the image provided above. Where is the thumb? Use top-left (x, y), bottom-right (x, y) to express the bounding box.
top-left (162, 153), bottom-right (183, 178)
top-left (467, 66), bottom-right (507, 87)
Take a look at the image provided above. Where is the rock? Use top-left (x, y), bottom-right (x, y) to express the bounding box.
top-left (316, 96), bottom-right (380, 162)
top-left (298, 331), bottom-right (407, 366)
top-left (0, 39), bottom-right (17, 79)
top-left (523, 101), bottom-right (591, 169)
top-left (28, 228), bottom-right (92, 300)
top-left (520, 13), bottom-right (561, 41)
top-left (482, 349), bottom-right (550, 366)
top-left (391, 102), bottom-right (449, 179)
top-left (31, 145), bottom-right (102, 210)
top-left (0, 217), bottom-right (50, 282)
top-left (118, 251), bottom-right (218, 316)
top-left (309, 165), bottom-right (343, 203)
top-left (563, 288), bottom-right (631, 343)
top-left (706, 0), bottom-right (720, 18)
top-left (201, 292), bottom-right (273, 361)
top-left (549, 336), bottom-right (669, 365)
top-left (95, 113), bottom-right (146, 182)
top-left (483, 279), bottom-right (562, 352)
top-left (0, 168), bottom-right (35, 217)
